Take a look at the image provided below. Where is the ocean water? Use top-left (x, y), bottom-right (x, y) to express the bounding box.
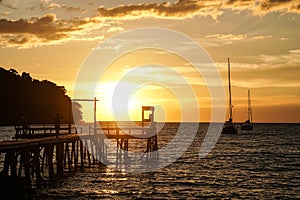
top-left (0, 123), bottom-right (299, 199)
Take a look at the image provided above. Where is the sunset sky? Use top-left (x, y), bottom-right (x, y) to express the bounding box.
top-left (0, 0), bottom-right (299, 123)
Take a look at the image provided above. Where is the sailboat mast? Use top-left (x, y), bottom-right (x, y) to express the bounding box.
top-left (248, 89), bottom-right (252, 122)
top-left (228, 58), bottom-right (233, 120)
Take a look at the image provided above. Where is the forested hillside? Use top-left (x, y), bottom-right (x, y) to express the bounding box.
top-left (0, 67), bottom-right (82, 125)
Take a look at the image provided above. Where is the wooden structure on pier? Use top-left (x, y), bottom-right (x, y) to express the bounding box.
top-left (101, 106), bottom-right (158, 160)
top-left (142, 106), bottom-right (158, 159)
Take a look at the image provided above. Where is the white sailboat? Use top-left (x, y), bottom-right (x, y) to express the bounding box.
top-left (222, 58), bottom-right (238, 134)
top-left (241, 89), bottom-right (253, 130)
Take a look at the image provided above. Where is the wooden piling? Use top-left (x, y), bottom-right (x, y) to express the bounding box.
top-left (45, 145), bottom-right (54, 180)
top-left (33, 146), bottom-right (43, 188)
top-left (56, 142), bottom-right (64, 176)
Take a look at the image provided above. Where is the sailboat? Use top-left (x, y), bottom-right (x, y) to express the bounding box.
top-left (241, 89), bottom-right (253, 130)
top-left (222, 58), bottom-right (238, 134)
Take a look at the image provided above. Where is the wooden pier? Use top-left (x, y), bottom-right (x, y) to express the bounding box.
top-left (0, 125), bottom-right (158, 194)
top-left (0, 106), bottom-right (159, 197)
top-left (1, 132), bottom-right (89, 189)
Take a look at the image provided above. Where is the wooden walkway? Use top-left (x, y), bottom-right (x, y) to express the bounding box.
top-left (0, 124), bottom-right (159, 192)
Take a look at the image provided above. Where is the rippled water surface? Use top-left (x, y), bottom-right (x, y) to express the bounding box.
top-left (1, 123), bottom-right (300, 199)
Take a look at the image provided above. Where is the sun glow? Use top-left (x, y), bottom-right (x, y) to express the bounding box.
top-left (76, 48), bottom-right (215, 123)
top-left (95, 81), bottom-right (181, 122)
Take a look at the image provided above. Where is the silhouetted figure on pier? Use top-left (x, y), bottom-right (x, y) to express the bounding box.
top-left (54, 113), bottom-right (61, 138)
top-left (20, 116), bottom-right (28, 135)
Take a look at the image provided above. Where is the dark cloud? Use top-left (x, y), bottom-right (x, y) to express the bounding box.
top-left (8, 37), bottom-right (28, 45)
top-left (226, 0), bottom-right (299, 14)
top-left (0, 14), bottom-right (70, 40)
top-left (97, 0), bottom-right (217, 19)
top-left (260, 0), bottom-right (293, 10)
top-left (0, 0), bottom-right (299, 48)
top-left (0, 14), bottom-right (98, 47)
top-left (226, 0), bottom-right (253, 6)
top-left (97, 0), bottom-right (300, 19)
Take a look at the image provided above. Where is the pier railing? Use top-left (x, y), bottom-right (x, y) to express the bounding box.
top-left (97, 121), bottom-right (153, 135)
top-left (14, 123), bottom-right (77, 139)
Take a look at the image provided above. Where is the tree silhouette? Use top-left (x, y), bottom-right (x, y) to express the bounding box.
top-left (0, 67), bottom-right (82, 126)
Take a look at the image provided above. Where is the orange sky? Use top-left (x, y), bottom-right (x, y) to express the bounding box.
top-left (0, 0), bottom-right (299, 123)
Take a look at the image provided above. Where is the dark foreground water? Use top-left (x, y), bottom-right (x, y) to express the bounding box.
top-left (1, 123), bottom-right (300, 199)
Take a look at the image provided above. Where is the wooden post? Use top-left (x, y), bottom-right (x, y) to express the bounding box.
top-left (75, 140), bottom-right (79, 170)
top-left (71, 141), bottom-right (75, 169)
top-left (84, 139), bottom-right (91, 167)
top-left (41, 147), bottom-right (46, 173)
top-left (80, 140), bottom-right (84, 168)
top-left (64, 143), bottom-right (69, 167)
top-left (94, 97), bottom-right (97, 135)
top-left (69, 99), bottom-right (72, 134)
top-left (67, 143), bottom-right (71, 172)
top-left (124, 139), bottom-right (128, 160)
top-left (89, 137), bottom-right (95, 164)
top-left (56, 142), bottom-right (64, 176)
top-left (21, 148), bottom-right (31, 189)
top-left (155, 135), bottom-right (159, 159)
top-left (45, 145), bottom-right (54, 180)
top-left (1, 150), bottom-right (17, 176)
top-left (33, 147), bottom-right (42, 188)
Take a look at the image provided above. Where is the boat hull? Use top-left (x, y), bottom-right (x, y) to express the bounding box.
top-left (241, 123), bottom-right (253, 130)
top-left (222, 124), bottom-right (238, 134)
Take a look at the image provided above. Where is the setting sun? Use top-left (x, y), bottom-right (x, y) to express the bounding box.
top-left (75, 48), bottom-right (209, 123)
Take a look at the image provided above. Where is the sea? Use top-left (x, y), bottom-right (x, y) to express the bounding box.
top-left (0, 123), bottom-right (299, 199)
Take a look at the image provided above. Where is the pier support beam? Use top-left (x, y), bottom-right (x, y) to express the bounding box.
top-left (56, 142), bottom-right (64, 176)
top-left (33, 147), bottom-right (43, 188)
top-left (45, 145), bottom-right (54, 180)
top-left (1, 150), bottom-right (17, 176)
top-left (20, 148), bottom-right (31, 190)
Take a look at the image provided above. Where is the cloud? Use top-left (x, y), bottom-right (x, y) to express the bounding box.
top-left (0, 14), bottom-right (102, 48)
top-left (279, 37), bottom-right (289, 41)
top-left (206, 34), bottom-right (247, 41)
top-left (1, 11), bottom-right (10, 16)
top-left (0, 0), bottom-right (16, 10)
top-left (259, 48), bottom-right (300, 65)
top-left (225, 0), bottom-right (300, 15)
top-left (48, 3), bottom-right (61, 10)
top-left (202, 33), bottom-right (272, 46)
top-left (251, 35), bottom-right (273, 40)
top-left (217, 48), bottom-right (300, 72)
top-left (97, 0), bottom-right (300, 20)
top-left (214, 49), bottom-right (300, 89)
top-left (97, 1), bottom-right (223, 20)
top-left (48, 3), bottom-right (85, 13)
top-left (1, 0), bottom-right (298, 48)
top-left (107, 26), bottom-right (124, 32)
top-left (0, 14), bottom-right (65, 38)
top-left (259, 0), bottom-right (299, 13)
